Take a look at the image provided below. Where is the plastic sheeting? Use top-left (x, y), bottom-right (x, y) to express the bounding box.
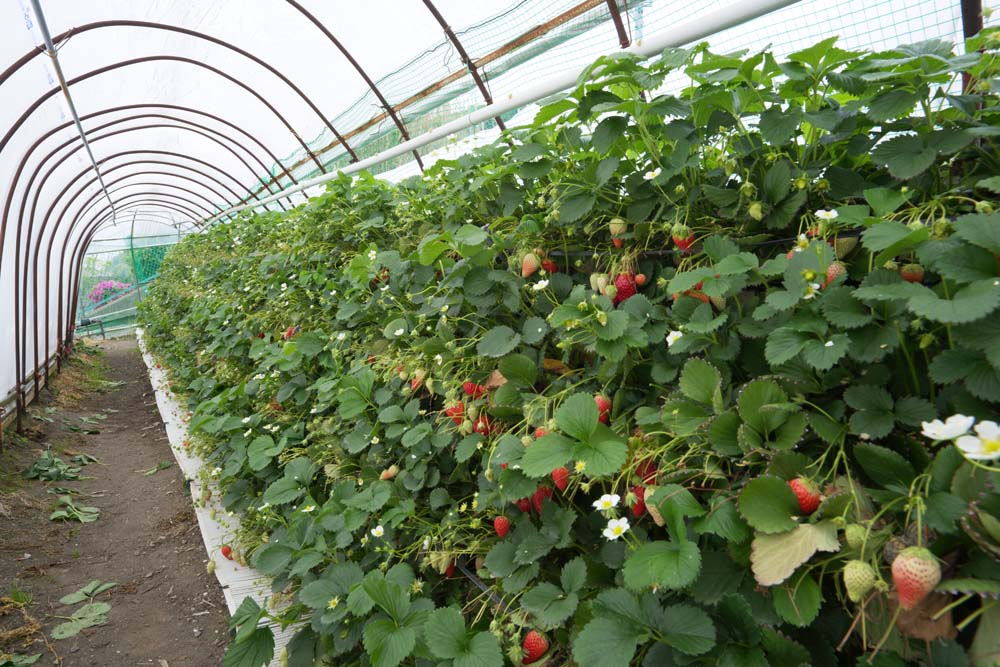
top-left (0, 0), bottom-right (985, 412)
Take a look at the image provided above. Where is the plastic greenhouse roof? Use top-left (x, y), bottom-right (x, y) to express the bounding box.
top-left (0, 0), bottom-right (984, 416)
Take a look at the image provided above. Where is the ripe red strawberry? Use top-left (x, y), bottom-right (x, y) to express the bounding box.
top-left (541, 258), bottom-right (558, 273)
top-left (788, 477), bottom-right (821, 514)
top-left (634, 273), bottom-right (647, 287)
top-left (533, 427), bottom-right (549, 439)
top-left (516, 498), bottom-right (531, 513)
top-left (631, 485), bottom-right (646, 518)
top-left (521, 252), bottom-right (540, 278)
top-left (824, 261), bottom-right (847, 288)
top-left (892, 546), bottom-right (941, 609)
top-left (672, 223), bottom-right (695, 253)
top-left (445, 403), bottom-right (465, 425)
top-left (473, 415), bottom-right (494, 436)
top-left (283, 325), bottom-right (296, 340)
top-left (612, 237), bottom-right (624, 248)
top-left (532, 485), bottom-right (553, 513)
top-left (594, 394), bottom-right (612, 424)
top-left (221, 545), bottom-right (233, 560)
top-left (522, 630), bottom-right (549, 664)
top-left (635, 459), bottom-right (657, 484)
top-left (686, 290), bottom-right (710, 304)
top-left (612, 273), bottom-right (637, 306)
top-left (463, 381), bottom-right (487, 399)
top-left (551, 467), bottom-right (569, 491)
top-left (901, 263), bottom-right (925, 283)
top-left (446, 561), bottom-right (456, 578)
top-left (493, 516), bottom-right (510, 538)
top-left (410, 369), bottom-right (426, 392)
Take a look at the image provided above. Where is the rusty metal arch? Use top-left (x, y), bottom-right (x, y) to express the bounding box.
top-left (22, 195), bottom-right (205, 398)
top-left (420, 0), bottom-right (506, 131)
top-left (9, 129), bottom-right (282, 366)
top-left (43, 194), bottom-right (208, 382)
top-left (0, 108), bottom-right (292, 306)
top-left (0, 55), bottom-right (331, 175)
top-left (284, 0), bottom-right (421, 169)
top-left (75, 102), bottom-right (303, 194)
top-left (0, 20), bottom-right (357, 164)
top-left (23, 183), bottom-right (215, 386)
top-left (10, 123), bottom-right (290, 294)
top-left (65, 196), bottom-right (207, 329)
top-left (51, 199), bottom-right (201, 382)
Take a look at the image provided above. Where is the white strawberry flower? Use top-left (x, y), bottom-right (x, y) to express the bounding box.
top-left (666, 330), bottom-right (684, 347)
top-left (336, 332), bottom-right (346, 341)
top-left (956, 420), bottom-right (1000, 460)
top-left (802, 282), bottom-right (821, 300)
top-left (593, 494), bottom-right (621, 511)
top-left (921, 414), bottom-right (975, 441)
top-left (301, 505), bottom-right (316, 513)
top-left (532, 280), bottom-right (549, 291)
top-left (824, 340), bottom-right (835, 348)
top-left (643, 168), bottom-right (661, 181)
top-left (371, 525), bottom-right (385, 538)
top-left (393, 328), bottom-right (405, 337)
top-left (603, 517), bottom-right (630, 540)
top-left (815, 209), bottom-right (839, 221)
top-left (794, 234), bottom-right (809, 251)
top-left (367, 249), bottom-right (377, 261)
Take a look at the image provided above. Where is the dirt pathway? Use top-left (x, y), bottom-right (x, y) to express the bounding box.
top-left (1, 338), bottom-right (229, 666)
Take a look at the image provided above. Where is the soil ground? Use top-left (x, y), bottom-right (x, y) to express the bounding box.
top-left (0, 338), bottom-right (230, 666)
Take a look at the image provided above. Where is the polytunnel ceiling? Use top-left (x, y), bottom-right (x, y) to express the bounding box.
top-left (0, 0), bottom-right (640, 427)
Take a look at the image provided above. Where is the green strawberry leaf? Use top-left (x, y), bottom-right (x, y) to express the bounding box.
top-left (679, 358), bottom-right (722, 405)
top-left (738, 475), bottom-right (800, 533)
top-left (555, 393), bottom-right (599, 441)
top-left (477, 326), bottom-right (521, 357)
top-left (622, 540), bottom-right (701, 591)
top-left (659, 604), bottom-right (717, 655)
top-left (572, 617), bottom-right (641, 667)
top-left (772, 572), bottom-right (822, 627)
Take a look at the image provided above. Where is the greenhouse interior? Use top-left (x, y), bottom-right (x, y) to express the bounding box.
top-left (2, 0), bottom-right (1000, 665)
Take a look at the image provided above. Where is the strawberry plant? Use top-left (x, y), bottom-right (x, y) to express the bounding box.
top-left (140, 33), bottom-right (1000, 667)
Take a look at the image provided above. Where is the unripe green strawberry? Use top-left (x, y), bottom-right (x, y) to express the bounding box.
top-left (748, 201), bottom-right (764, 221)
top-left (891, 546), bottom-right (941, 609)
top-left (844, 524), bottom-right (866, 550)
top-left (834, 236), bottom-right (857, 259)
top-left (843, 560), bottom-right (876, 602)
top-left (609, 218), bottom-right (627, 237)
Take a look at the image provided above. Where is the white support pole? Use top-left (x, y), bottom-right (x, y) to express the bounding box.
top-left (204, 0), bottom-right (803, 225)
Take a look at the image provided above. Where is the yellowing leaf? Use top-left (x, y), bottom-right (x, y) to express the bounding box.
top-left (750, 521), bottom-right (840, 586)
